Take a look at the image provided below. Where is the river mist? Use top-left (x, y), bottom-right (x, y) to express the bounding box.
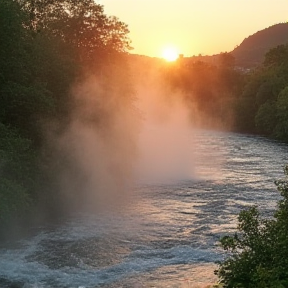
top-left (45, 57), bottom-right (213, 215)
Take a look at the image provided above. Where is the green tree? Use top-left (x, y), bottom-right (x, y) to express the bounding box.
top-left (275, 87), bottom-right (288, 141)
top-left (0, 0), bottom-right (61, 146)
top-left (0, 123), bottom-right (37, 221)
top-left (255, 100), bottom-right (277, 135)
top-left (0, 0), bottom-right (133, 223)
top-left (219, 52), bottom-right (235, 68)
top-left (264, 45), bottom-right (288, 68)
top-left (234, 44), bottom-right (288, 136)
top-left (19, 0), bottom-right (131, 63)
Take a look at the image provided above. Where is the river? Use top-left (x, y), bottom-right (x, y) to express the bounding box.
top-left (0, 130), bottom-right (288, 288)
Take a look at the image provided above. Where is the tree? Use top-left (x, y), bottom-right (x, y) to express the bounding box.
top-left (0, 0), bottom-right (133, 223)
top-left (19, 0), bottom-right (131, 64)
top-left (234, 44), bottom-right (288, 136)
top-left (264, 45), bottom-right (288, 67)
top-left (0, 123), bottom-right (37, 221)
top-left (0, 0), bottom-right (60, 146)
top-left (255, 100), bottom-right (277, 135)
top-left (219, 52), bottom-right (235, 68)
top-left (275, 87), bottom-right (288, 141)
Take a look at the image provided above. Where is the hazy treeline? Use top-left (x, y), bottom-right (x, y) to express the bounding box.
top-left (159, 52), bottom-right (243, 129)
top-left (214, 44), bottom-right (288, 288)
top-left (235, 44), bottom-right (288, 140)
top-left (154, 44), bottom-right (288, 140)
top-left (0, 0), bottom-right (134, 223)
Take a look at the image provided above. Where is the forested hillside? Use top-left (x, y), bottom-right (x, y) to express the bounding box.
top-left (232, 23), bottom-right (288, 68)
top-left (234, 44), bottom-right (288, 138)
top-left (184, 23), bottom-right (288, 69)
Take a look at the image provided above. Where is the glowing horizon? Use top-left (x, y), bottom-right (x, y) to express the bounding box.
top-left (101, 0), bottom-right (287, 57)
top-left (162, 46), bottom-right (179, 61)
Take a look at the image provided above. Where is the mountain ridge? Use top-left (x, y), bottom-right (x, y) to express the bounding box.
top-left (129, 23), bottom-right (288, 69)
top-left (231, 23), bottom-right (288, 67)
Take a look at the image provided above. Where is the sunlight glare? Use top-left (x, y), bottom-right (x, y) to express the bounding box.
top-left (162, 47), bottom-right (179, 62)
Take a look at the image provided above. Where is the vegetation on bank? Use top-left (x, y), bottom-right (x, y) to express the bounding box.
top-left (161, 51), bottom-right (244, 128)
top-left (215, 166), bottom-right (288, 287)
top-left (234, 44), bottom-right (288, 139)
top-left (162, 42), bottom-right (288, 140)
top-left (0, 0), bottom-right (132, 223)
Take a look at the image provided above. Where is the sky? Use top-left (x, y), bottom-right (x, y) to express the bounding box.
top-left (100, 0), bottom-right (287, 58)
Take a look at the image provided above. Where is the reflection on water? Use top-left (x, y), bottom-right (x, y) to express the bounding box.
top-left (0, 130), bottom-right (288, 287)
top-left (109, 264), bottom-right (217, 288)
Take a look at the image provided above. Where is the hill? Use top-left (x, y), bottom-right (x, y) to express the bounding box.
top-left (128, 23), bottom-right (288, 69)
top-left (232, 23), bottom-right (288, 68)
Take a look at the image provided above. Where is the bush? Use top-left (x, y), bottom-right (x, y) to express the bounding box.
top-left (0, 123), bottom-right (37, 221)
top-left (0, 179), bottom-right (31, 221)
top-left (215, 166), bottom-right (288, 288)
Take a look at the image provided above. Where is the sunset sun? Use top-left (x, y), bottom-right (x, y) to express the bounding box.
top-left (162, 47), bottom-right (179, 62)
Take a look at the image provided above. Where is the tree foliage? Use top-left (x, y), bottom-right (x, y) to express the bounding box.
top-left (162, 53), bottom-right (243, 128)
top-left (234, 44), bottom-right (288, 139)
top-left (0, 124), bottom-right (36, 221)
top-left (19, 0), bottom-right (131, 65)
top-left (0, 0), bottom-right (132, 222)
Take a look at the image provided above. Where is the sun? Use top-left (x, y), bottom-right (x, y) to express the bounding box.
top-left (162, 47), bottom-right (179, 62)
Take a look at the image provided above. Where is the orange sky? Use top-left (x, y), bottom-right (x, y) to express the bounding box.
top-left (100, 0), bottom-right (287, 57)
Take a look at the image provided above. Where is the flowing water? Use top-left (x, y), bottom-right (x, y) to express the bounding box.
top-left (1, 130), bottom-right (288, 288)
